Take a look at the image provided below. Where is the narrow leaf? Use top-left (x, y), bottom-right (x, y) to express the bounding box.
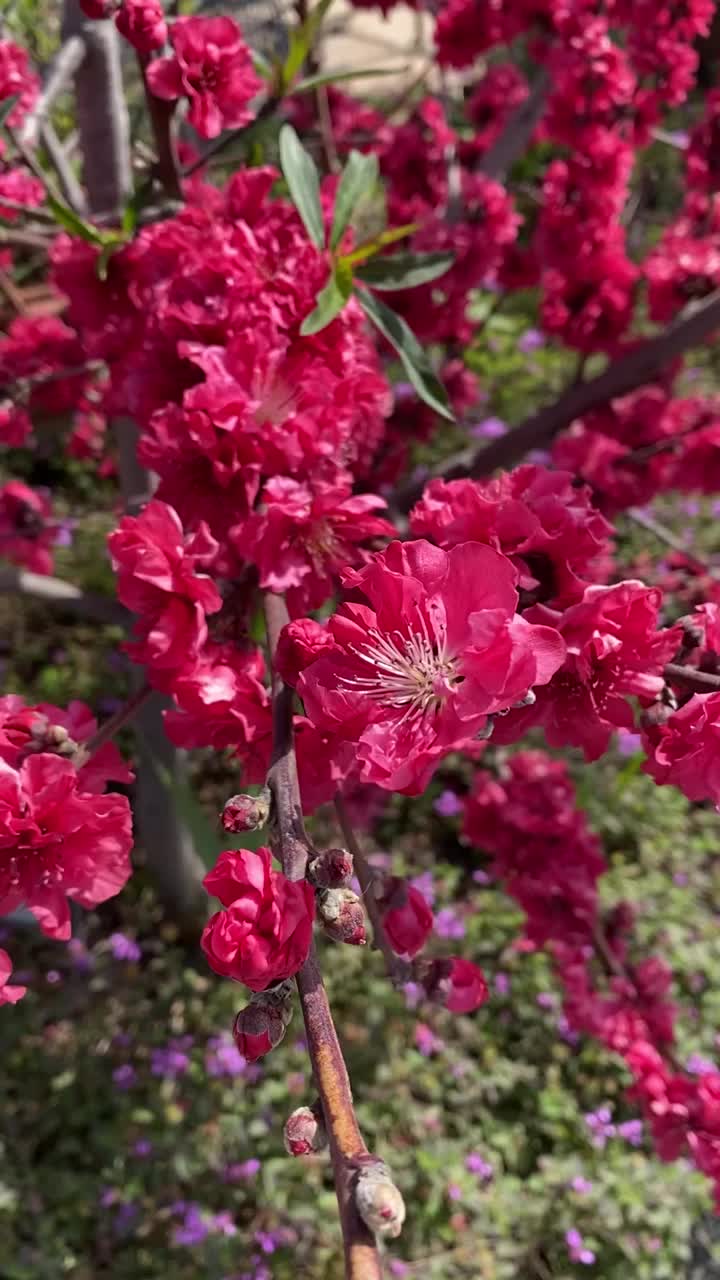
top-left (0, 94), bottom-right (20, 128)
top-left (355, 250), bottom-right (454, 291)
top-left (47, 193), bottom-right (108, 247)
top-left (300, 263), bottom-right (352, 335)
top-left (279, 124), bottom-right (325, 249)
top-left (281, 0), bottom-right (335, 88)
top-left (294, 66), bottom-right (409, 94)
top-left (344, 222), bottom-right (418, 267)
top-left (357, 287), bottom-right (454, 421)
top-left (330, 149), bottom-right (379, 251)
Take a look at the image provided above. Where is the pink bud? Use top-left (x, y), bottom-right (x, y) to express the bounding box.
top-left (283, 1104), bottom-right (327, 1156)
top-left (221, 789), bottom-right (270, 833)
top-left (232, 986), bottom-right (293, 1061)
top-left (378, 878), bottom-right (433, 958)
top-left (418, 956), bottom-right (488, 1014)
top-left (307, 848), bottom-right (354, 889)
top-left (318, 888), bottom-right (367, 946)
top-left (275, 618), bottom-right (336, 687)
top-left (354, 1162), bottom-right (405, 1238)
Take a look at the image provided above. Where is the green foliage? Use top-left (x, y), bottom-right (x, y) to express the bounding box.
top-left (357, 287), bottom-right (454, 421)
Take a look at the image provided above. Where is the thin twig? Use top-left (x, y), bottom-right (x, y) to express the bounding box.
top-left (335, 792), bottom-right (409, 985)
top-left (40, 121), bottom-right (87, 214)
top-left (396, 290), bottom-right (720, 510)
top-left (664, 663), bottom-right (720, 692)
top-left (78, 682), bottom-right (152, 758)
top-left (263, 591), bottom-right (387, 1280)
top-left (0, 196), bottom-right (57, 222)
top-left (182, 93), bottom-right (281, 176)
top-left (479, 66), bottom-right (548, 181)
top-left (0, 268), bottom-right (27, 313)
top-left (20, 34), bottom-right (86, 146)
top-left (627, 506), bottom-right (719, 577)
top-left (0, 227), bottom-right (53, 251)
top-left (0, 564), bottom-right (129, 624)
top-left (136, 51), bottom-right (182, 201)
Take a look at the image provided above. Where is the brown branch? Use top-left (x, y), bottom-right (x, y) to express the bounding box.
top-left (77, 682), bottom-right (152, 759)
top-left (479, 66), bottom-right (549, 181)
top-left (664, 662), bottom-right (720, 692)
top-left (335, 792), bottom-right (410, 986)
top-left (0, 564), bottom-right (129, 624)
top-left (396, 290), bottom-right (720, 510)
top-left (136, 52), bottom-right (182, 201)
top-left (263, 591), bottom-right (389, 1280)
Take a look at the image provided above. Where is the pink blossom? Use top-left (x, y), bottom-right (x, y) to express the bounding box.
top-left (202, 847), bottom-right (314, 991)
top-left (642, 692), bottom-right (720, 808)
top-left (379, 878), bottom-right (433, 958)
top-left (0, 753), bottom-right (133, 940)
top-left (0, 948), bottom-right (25, 1005)
top-left (115, 0), bottom-right (167, 52)
top-left (275, 619), bottom-right (336, 688)
top-left (108, 500), bottom-right (221, 687)
top-left (298, 540), bottom-right (565, 794)
top-left (0, 481), bottom-right (55, 575)
top-left (147, 16), bottom-right (261, 139)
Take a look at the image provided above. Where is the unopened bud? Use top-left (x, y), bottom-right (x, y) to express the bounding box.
top-left (232, 983), bottom-right (293, 1061)
top-left (24, 718), bottom-right (78, 759)
top-left (283, 1104), bottom-right (327, 1157)
top-left (354, 1162), bottom-right (405, 1239)
top-left (415, 956), bottom-right (488, 1014)
top-left (222, 787), bottom-right (271, 833)
top-left (317, 888), bottom-right (367, 946)
top-left (307, 847), bottom-right (354, 888)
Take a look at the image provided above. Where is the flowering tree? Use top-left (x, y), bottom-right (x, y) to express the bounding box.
top-left (4, 0), bottom-right (720, 1274)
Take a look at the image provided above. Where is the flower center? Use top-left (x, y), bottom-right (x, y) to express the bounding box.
top-left (342, 607), bottom-right (461, 727)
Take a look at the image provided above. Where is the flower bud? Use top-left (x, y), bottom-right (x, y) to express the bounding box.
top-left (317, 888), bottom-right (367, 946)
top-left (283, 1104), bottom-right (327, 1156)
top-left (232, 984), bottom-right (293, 1062)
top-left (221, 788), bottom-right (271, 833)
top-left (354, 1162), bottom-right (405, 1239)
top-left (416, 956), bottom-right (488, 1014)
top-left (378, 877), bottom-right (433, 958)
top-left (307, 847), bottom-right (354, 889)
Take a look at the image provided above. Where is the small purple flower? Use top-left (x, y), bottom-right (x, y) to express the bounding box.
top-left (415, 1022), bottom-right (443, 1057)
top-left (151, 1041), bottom-right (191, 1079)
top-left (687, 1053), bottom-right (716, 1076)
top-left (616, 729), bottom-right (642, 757)
top-left (403, 981), bottom-right (423, 1010)
top-left (410, 870), bottom-right (435, 905)
top-left (108, 932), bottom-right (142, 963)
top-left (173, 1204), bottom-right (210, 1247)
top-left (472, 869), bottom-right (492, 885)
top-left (112, 1063), bottom-right (137, 1091)
top-left (433, 789), bottom-right (463, 818)
top-left (388, 1263), bottom-right (411, 1278)
top-left (570, 1176), bottom-right (593, 1195)
top-left (518, 327), bottom-right (544, 353)
top-left (526, 449), bottom-right (551, 465)
top-left (584, 1105), bottom-right (616, 1148)
top-left (566, 1228), bottom-right (596, 1265)
top-left (465, 1152), bottom-right (493, 1180)
top-left (68, 937), bottom-right (93, 972)
top-left (255, 1230), bottom-right (279, 1255)
top-left (223, 1158), bottom-right (261, 1182)
top-left (434, 907), bottom-right (465, 940)
top-left (470, 415), bottom-right (507, 439)
top-left (536, 992), bottom-right (556, 1009)
top-left (212, 1211), bottom-right (237, 1237)
top-left (46, 969), bottom-right (62, 984)
top-left (617, 1119), bottom-right (643, 1146)
top-left (673, 872), bottom-right (689, 887)
top-left (205, 1033), bottom-right (247, 1078)
top-left (133, 1138), bottom-right (153, 1157)
top-left (494, 973), bottom-right (510, 996)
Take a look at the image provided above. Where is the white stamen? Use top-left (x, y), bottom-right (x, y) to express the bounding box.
top-left (340, 604), bottom-right (459, 726)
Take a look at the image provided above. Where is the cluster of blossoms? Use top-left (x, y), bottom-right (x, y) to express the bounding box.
top-left (0, 695), bottom-right (133, 996)
top-left (463, 746), bottom-right (720, 1207)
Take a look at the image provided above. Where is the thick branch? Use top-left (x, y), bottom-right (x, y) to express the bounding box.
top-left (263, 591), bottom-right (385, 1280)
top-left (136, 52), bottom-right (182, 201)
top-left (664, 663), bottom-right (720, 692)
top-left (62, 0), bottom-right (131, 218)
top-left (0, 564), bottom-right (129, 624)
top-left (397, 291), bottom-right (720, 509)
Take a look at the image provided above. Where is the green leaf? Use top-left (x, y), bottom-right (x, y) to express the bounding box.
top-left (300, 261), bottom-right (353, 335)
top-left (330, 149), bottom-right (379, 251)
top-left (281, 0), bottom-right (335, 89)
top-left (46, 193), bottom-right (108, 247)
top-left (356, 287), bottom-right (454, 421)
top-left (343, 222), bottom-right (418, 267)
top-left (354, 250), bottom-right (454, 290)
top-left (278, 124), bottom-right (325, 249)
top-left (0, 94), bottom-right (20, 128)
top-left (294, 65), bottom-right (409, 94)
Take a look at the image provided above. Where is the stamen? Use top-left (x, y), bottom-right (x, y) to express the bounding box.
top-left (339, 604), bottom-right (459, 725)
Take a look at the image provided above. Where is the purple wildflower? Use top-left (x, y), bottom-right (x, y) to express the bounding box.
top-left (433, 790), bottom-right (463, 818)
top-left (108, 932), bottom-right (142, 963)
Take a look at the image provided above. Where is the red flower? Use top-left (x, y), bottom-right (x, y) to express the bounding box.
top-left (0, 39), bottom-right (39, 132)
top-left (0, 753), bottom-right (133, 940)
top-left (379, 878), bottom-right (433, 958)
top-left (235, 476), bottom-right (395, 613)
top-left (0, 694), bottom-right (133, 795)
top-left (275, 619), bottom-right (336, 687)
top-left (0, 948), bottom-right (25, 1006)
top-left (0, 481), bottom-right (55, 575)
top-left (147, 16), bottom-right (261, 139)
top-left (444, 958), bottom-right (489, 1014)
top-left (642, 692), bottom-right (720, 808)
top-left (115, 0), bottom-right (167, 51)
top-left (411, 466), bottom-right (613, 607)
top-left (108, 500), bottom-right (221, 687)
top-left (202, 847), bottom-right (314, 991)
top-left (298, 540), bottom-right (565, 794)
